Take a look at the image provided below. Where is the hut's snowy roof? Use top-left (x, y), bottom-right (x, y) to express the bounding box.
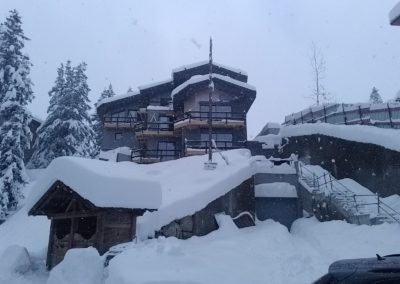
top-left (26, 157), bottom-right (162, 210)
top-left (138, 79), bottom-right (173, 91)
top-left (171, 73), bottom-right (256, 97)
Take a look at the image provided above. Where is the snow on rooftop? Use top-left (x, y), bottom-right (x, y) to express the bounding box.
top-left (255, 183), bottom-right (297, 198)
top-left (137, 149), bottom-right (256, 238)
top-left (277, 123), bottom-right (400, 152)
top-left (252, 155), bottom-right (297, 174)
top-left (171, 73), bottom-right (256, 97)
top-left (138, 78), bottom-right (173, 91)
top-left (389, 2), bottom-right (400, 24)
top-left (96, 90), bottom-right (140, 109)
top-left (172, 61), bottom-right (248, 76)
top-left (26, 157), bottom-right (162, 211)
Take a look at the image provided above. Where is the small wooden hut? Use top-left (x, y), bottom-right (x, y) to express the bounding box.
top-left (27, 157), bottom-right (161, 269)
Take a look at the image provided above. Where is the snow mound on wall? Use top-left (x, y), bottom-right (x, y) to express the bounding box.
top-left (255, 182), bottom-right (297, 198)
top-left (47, 247), bottom-right (104, 284)
top-left (137, 149), bottom-right (256, 238)
top-left (262, 123), bottom-right (400, 152)
top-left (106, 217), bottom-right (400, 284)
top-left (26, 157), bottom-right (162, 211)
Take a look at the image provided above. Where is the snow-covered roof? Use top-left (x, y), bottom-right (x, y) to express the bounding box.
top-left (137, 149), bottom-right (257, 238)
top-left (31, 115), bottom-right (44, 124)
top-left (138, 79), bottom-right (173, 91)
top-left (96, 90), bottom-right (140, 109)
top-left (278, 123), bottom-right (400, 152)
top-left (26, 157), bottom-right (162, 210)
top-left (390, 2), bottom-right (400, 25)
top-left (172, 61), bottom-right (248, 76)
top-left (255, 183), bottom-right (297, 198)
top-left (171, 73), bottom-right (256, 97)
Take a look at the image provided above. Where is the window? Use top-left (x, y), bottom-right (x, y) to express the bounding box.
top-left (128, 110), bottom-right (137, 119)
top-left (200, 133), bottom-right (233, 148)
top-left (111, 111), bottom-right (125, 123)
top-left (159, 116), bottom-right (170, 130)
top-left (54, 218), bottom-right (72, 240)
top-left (158, 141), bottom-right (176, 161)
top-left (115, 133), bottom-right (122, 140)
top-left (200, 104), bottom-right (232, 119)
top-left (76, 216), bottom-right (97, 240)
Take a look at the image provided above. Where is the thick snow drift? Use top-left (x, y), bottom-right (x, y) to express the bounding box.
top-left (255, 182), bottom-right (297, 198)
top-left (137, 149), bottom-right (256, 238)
top-left (47, 247), bottom-right (104, 284)
top-left (106, 217), bottom-right (400, 284)
top-left (26, 157), bottom-right (162, 211)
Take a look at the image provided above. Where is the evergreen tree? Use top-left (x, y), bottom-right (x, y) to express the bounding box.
top-left (92, 84), bottom-right (115, 154)
top-left (0, 10), bottom-right (34, 220)
top-left (369, 87), bottom-right (383, 104)
top-left (29, 61), bottom-right (95, 168)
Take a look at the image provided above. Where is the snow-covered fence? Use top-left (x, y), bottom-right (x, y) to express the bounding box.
top-left (284, 103), bottom-right (400, 129)
top-left (298, 162), bottom-right (400, 224)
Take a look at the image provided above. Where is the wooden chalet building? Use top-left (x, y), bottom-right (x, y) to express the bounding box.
top-left (27, 157), bottom-right (161, 269)
top-left (96, 61), bottom-right (256, 163)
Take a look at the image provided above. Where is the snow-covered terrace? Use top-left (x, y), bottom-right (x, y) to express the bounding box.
top-left (256, 123), bottom-right (400, 153)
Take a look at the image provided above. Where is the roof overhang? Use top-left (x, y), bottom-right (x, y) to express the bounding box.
top-left (390, 2), bottom-right (400, 25)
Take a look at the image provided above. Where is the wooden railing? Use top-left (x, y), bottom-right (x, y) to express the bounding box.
top-left (131, 149), bottom-right (180, 162)
top-left (175, 111), bottom-right (246, 124)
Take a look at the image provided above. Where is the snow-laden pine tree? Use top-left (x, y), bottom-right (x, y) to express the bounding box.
top-left (369, 87), bottom-right (383, 104)
top-left (92, 84), bottom-right (115, 155)
top-left (0, 10), bottom-right (34, 220)
top-left (29, 61), bottom-right (96, 168)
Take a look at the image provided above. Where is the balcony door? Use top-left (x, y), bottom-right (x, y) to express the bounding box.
top-left (158, 141), bottom-right (176, 161)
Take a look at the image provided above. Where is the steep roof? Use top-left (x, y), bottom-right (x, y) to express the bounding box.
top-left (26, 157), bottom-right (162, 212)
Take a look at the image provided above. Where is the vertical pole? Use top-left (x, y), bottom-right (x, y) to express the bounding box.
top-left (387, 103), bottom-right (393, 128)
top-left (342, 104), bottom-right (347, 125)
top-left (323, 106), bottom-right (327, 123)
top-left (208, 37), bottom-right (213, 162)
top-left (358, 105), bottom-right (363, 125)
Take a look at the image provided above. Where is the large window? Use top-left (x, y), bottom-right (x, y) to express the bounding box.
top-left (111, 111), bottom-right (125, 122)
top-left (200, 133), bottom-right (233, 148)
top-left (200, 104), bottom-right (232, 119)
top-left (158, 141), bottom-right (176, 161)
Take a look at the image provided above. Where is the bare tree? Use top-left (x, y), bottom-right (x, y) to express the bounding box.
top-left (307, 42), bottom-right (331, 106)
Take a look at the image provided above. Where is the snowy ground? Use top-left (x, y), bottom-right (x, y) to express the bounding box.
top-left (1, 167), bottom-right (400, 283)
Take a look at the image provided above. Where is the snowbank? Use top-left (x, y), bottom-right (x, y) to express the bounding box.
top-left (276, 123), bottom-right (400, 152)
top-left (137, 149), bottom-right (256, 238)
top-left (47, 247), bottom-right (104, 284)
top-left (106, 217), bottom-right (400, 284)
top-left (0, 245), bottom-right (32, 275)
top-left (255, 182), bottom-right (297, 198)
top-left (26, 157), bottom-right (162, 211)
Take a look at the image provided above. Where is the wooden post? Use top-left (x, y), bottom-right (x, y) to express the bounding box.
top-left (358, 105), bottom-right (363, 125)
top-left (342, 104), bottom-right (347, 125)
top-left (323, 106), bottom-right (327, 123)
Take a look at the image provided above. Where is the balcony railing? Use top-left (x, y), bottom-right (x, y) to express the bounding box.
top-left (175, 111), bottom-right (246, 124)
top-left (185, 140), bottom-right (246, 152)
top-left (134, 121), bottom-right (174, 134)
top-left (131, 149), bottom-right (181, 163)
top-left (103, 117), bottom-right (138, 128)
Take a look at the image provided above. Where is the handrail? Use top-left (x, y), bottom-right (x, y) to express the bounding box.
top-left (103, 116), bottom-right (138, 128)
top-left (131, 149), bottom-right (180, 162)
top-left (175, 111), bottom-right (246, 124)
top-left (298, 162), bottom-right (400, 224)
top-left (185, 139), bottom-right (245, 151)
top-left (134, 121), bottom-right (174, 133)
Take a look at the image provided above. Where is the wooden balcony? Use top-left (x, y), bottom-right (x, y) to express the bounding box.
top-left (131, 149), bottom-right (181, 164)
top-left (184, 140), bottom-right (246, 156)
top-left (174, 111), bottom-right (246, 130)
top-left (103, 117), bottom-right (138, 129)
top-left (134, 121), bottom-right (175, 140)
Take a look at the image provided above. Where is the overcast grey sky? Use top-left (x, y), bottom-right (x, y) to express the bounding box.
top-left (2, 0), bottom-right (400, 138)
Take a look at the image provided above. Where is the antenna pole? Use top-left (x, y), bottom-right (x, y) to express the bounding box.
top-left (208, 37), bottom-right (213, 162)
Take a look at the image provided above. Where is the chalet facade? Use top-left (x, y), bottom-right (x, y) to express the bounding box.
top-left (96, 61), bottom-right (256, 163)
